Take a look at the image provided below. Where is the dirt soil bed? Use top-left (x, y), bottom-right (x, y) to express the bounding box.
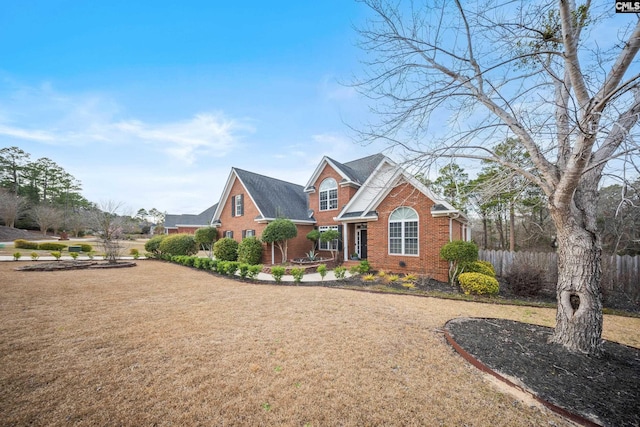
top-left (446, 318), bottom-right (640, 427)
top-left (1, 260), bottom-right (639, 426)
top-left (15, 261), bottom-right (137, 271)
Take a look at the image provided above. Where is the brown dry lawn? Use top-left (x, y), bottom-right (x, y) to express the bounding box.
top-left (1, 261), bottom-right (638, 426)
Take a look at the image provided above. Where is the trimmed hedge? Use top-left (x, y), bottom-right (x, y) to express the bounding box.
top-left (213, 237), bottom-right (238, 261)
top-left (159, 234), bottom-right (198, 256)
top-left (14, 239), bottom-right (39, 250)
top-left (464, 260), bottom-right (496, 278)
top-left (458, 272), bottom-right (500, 296)
top-left (80, 244), bottom-right (93, 253)
top-left (38, 242), bottom-right (67, 251)
top-left (144, 235), bottom-right (167, 256)
top-left (237, 236), bottom-right (262, 265)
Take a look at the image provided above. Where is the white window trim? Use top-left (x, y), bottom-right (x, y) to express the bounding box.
top-left (388, 207), bottom-right (419, 256)
top-left (318, 225), bottom-right (339, 251)
top-left (319, 178), bottom-right (338, 211)
top-left (234, 195), bottom-right (243, 216)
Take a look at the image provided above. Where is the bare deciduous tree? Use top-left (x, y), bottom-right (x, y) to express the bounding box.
top-left (355, 0), bottom-right (640, 354)
top-left (0, 188), bottom-right (26, 228)
top-left (89, 201), bottom-right (127, 264)
top-left (30, 204), bottom-right (63, 235)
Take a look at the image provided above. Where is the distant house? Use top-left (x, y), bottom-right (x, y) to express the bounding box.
top-left (210, 153), bottom-right (469, 282)
top-left (164, 204), bottom-right (218, 235)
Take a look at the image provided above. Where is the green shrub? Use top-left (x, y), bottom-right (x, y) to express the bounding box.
top-left (70, 252), bottom-right (79, 260)
top-left (238, 263), bottom-right (250, 279)
top-left (440, 240), bottom-right (479, 285)
top-left (144, 235), bottom-right (166, 256)
top-left (464, 260), bottom-right (496, 278)
top-left (317, 264), bottom-right (327, 280)
top-left (358, 260), bottom-right (371, 274)
top-left (290, 267), bottom-right (304, 284)
top-left (247, 264), bottom-right (262, 280)
top-left (216, 260), bottom-right (239, 276)
top-left (13, 252), bottom-right (21, 261)
top-left (210, 258), bottom-right (219, 272)
top-left (38, 242), bottom-right (67, 251)
top-left (194, 257), bottom-right (212, 270)
top-left (213, 237), bottom-right (238, 261)
top-left (458, 272), bottom-right (500, 296)
top-left (159, 234), bottom-right (198, 256)
top-left (50, 251), bottom-right (62, 261)
top-left (80, 244), bottom-right (93, 252)
top-left (334, 266), bottom-right (347, 280)
top-left (173, 255), bottom-right (196, 267)
top-left (271, 266), bottom-right (285, 283)
top-left (129, 248), bottom-right (140, 259)
top-left (30, 252), bottom-right (39, 261)
top-left (14, 239), bottom-right (38, 250)
top-left (237, 236), bottom-right (263, 264)
top-left (226, 261), bottom-right (240, 276)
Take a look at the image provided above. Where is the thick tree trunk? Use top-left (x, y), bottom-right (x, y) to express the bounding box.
top-left (548, 178), bottom-right (604, 355)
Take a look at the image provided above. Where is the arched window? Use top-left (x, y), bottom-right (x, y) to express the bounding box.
top-left (319, 178), bottom-right (338, 211)
top-left (389, 207), bottom-right (418, 255)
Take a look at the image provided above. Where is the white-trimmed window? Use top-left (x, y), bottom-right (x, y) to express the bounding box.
top-left (232, 194), bottom-right (244, 216)
top-left (242, 229), bottom-right (255, 238)
top-left (225, 230), bottom-right (234, 239)
top-left (319, 178), bottom-right (338, 211)
top-left (318, 225), bottom-right (339, 251)
top-left (389, 207), bottom-right (418, 255)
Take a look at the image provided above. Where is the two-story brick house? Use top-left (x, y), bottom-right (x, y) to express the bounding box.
top-left (209, 153), bottom-right (469, 282)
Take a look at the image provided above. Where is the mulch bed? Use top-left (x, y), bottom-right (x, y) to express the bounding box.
top-left (15, 261), bottom-right (137, 271)
top-left (445, 318), bottom-right (640, 427)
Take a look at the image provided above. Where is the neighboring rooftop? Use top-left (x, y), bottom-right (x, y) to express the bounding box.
top-left (164, 203), bottom-right (218, 228)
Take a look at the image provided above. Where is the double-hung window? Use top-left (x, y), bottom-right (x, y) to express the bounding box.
top-left (319, 178), bottom-right (338, 211)
top-left (389, 207), bottom-right (418, 255)
top-left (318, 225), bottom-right (339, 251)
top-left (232, 194), bottom-right (244, 216)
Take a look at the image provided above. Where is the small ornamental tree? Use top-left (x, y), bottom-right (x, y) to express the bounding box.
top-left (195, 227), bottom-right (218, 258)
top-left (319, 229), bottom-right (340, 260)
top-left (213, 237), bottom-right (239, 261)
top-left (439, 240), bottom-right (478, 286)
top-left (306, 229), bottom-right (320, 251)
top-left (261, 218), bottom-right (297, 264)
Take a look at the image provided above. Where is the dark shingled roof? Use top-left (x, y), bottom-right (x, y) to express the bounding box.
top-left (328, 153), bottom-right (386, 185)
top-left (234, 168), bottom-right (311, 221)
top-left (165, 203), bottom-right (218, 228)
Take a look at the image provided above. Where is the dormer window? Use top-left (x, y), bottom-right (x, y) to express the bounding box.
top-left (319, 178), bottom-right (338, 211)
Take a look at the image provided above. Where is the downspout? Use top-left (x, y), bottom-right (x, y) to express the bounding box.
top-left (271, 242), bottom-right (275, 265)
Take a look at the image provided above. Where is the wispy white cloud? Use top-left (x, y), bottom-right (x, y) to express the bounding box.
top-left (0, 83), bottom-right (253, 165)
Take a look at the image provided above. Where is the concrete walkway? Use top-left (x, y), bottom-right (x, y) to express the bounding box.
top-left (1, 257), bottom-right (352, 282)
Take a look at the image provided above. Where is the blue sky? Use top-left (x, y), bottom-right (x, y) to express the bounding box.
top-left (1, 1), bottom-right (384, 215)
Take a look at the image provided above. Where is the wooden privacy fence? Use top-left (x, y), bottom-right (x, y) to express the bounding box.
top-left (479, 249), bottom-right (639, 297)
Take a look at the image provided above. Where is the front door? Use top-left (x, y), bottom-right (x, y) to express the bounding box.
top-left (360, 229), bottom-right (368, 259)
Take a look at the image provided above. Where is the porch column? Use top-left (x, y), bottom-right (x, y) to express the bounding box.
top-left (343, 223), bottom-right (348, 262)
